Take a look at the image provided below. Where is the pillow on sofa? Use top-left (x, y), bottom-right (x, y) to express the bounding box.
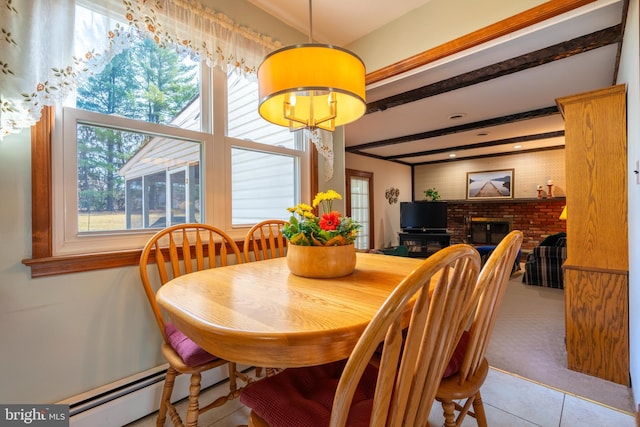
top-left (539, 232), bottom-right (566, 247)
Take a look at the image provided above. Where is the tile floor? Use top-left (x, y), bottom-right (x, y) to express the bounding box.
top-left (127, 367), bottom-right (635, 427)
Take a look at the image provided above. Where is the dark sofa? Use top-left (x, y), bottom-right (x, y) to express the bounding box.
top-left (523, 232), bottom-right (567, 289)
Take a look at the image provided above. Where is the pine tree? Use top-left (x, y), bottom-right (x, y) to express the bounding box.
top-left (75, 32), bottom-right (199, 226)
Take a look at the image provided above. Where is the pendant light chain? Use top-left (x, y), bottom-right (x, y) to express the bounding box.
top-left (256, 0), bottom-right (366, 133)
top-left (308, 0), bottom-right (313, 43)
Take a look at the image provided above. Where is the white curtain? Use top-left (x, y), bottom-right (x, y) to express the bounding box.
top-left (0, 0), bottom-right (282, 140)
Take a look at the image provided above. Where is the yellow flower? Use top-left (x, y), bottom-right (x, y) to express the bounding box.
top-left (283, 190), bottom-right (360, 246)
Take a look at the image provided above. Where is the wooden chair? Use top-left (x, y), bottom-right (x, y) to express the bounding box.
top-left (436, 230), bottom-right (524, 427)
top-left (239, 244), bottom-right (483, 427)
top-left (242, 219), bottom-right (289, 377)
top-left (242, 219), bottom-right (289, 263)
top-left (139, 223), bottom-right (251, 427)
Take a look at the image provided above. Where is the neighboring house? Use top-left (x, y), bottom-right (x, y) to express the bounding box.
top-left (118, 101), bottom-right (201, 228)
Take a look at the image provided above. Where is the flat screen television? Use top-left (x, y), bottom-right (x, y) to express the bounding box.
top-left (400, 201), bottom-right (448, 232)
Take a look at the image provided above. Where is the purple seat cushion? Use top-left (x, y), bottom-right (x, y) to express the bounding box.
top-left (240, 360), bottom-right (378, 427)
top-left (165, 323), bottom-right (217, 367)
top-left (372, 329), bottom-right (469, 379)
top-left (442, 330), bottom-right (470, 378)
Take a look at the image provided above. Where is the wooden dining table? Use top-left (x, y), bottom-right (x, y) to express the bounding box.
top-left (156, 252), bottom-right (426, 368)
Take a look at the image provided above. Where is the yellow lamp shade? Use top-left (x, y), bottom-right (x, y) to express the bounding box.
top-left (559, 206), bottom-right (567, 220)
top-left (258, 44), bottom-right (366, 131)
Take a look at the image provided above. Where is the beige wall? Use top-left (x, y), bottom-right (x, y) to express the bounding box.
top-left (345, 153), bottom-right (412, 248)
top-left (413, 150), bottom-right (566, 201)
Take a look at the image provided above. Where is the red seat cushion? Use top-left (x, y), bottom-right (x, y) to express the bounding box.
top-left (240, 360), bottom-right (378, 427)
top-left (164, 323), bottom-right (217, 367)
top-left (442, 330), bottom-right (470, 378)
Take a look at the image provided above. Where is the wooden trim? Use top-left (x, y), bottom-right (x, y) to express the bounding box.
top-left (365, 0), bottom-right (596, 85)
top-left (22, 242), bottom-right (248, 278)
top-left (366, 26), bottom-right (620, 114)
top-left (345, 169), bottom-right (375, 250)
top-left (310, 141), bottom-right (319, 199)
top-left (30, 106), bottom-right (54, 259)
top-left (563, 263), bottom-right (629, 277)
top-left (23, 250), bottom-right (143, 278)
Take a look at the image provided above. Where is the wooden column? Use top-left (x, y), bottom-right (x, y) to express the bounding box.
top-left (556, 84), bottom-right (629, 385)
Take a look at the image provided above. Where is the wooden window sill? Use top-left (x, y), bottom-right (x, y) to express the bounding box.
top-left (23, 250), bottom-right (144, 278)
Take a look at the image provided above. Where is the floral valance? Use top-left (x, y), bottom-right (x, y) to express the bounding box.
top-left (0, 0), bottom-right (282, 140)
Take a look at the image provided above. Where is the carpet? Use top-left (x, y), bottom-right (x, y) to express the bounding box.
top-left (486, 271), bottom-right (635, 413)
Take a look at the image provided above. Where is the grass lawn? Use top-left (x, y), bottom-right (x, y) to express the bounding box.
top-left (78, 211), bottom-right (165, 231)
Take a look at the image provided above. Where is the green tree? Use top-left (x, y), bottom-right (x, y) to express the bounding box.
top-left (75, 32), bottom-right (199, 221)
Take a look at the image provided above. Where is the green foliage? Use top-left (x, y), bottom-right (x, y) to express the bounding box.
top-left (424, 188), bottom-right (440, 201)
top-left (75, 31), bottom-right (199, 215)
top-left (283, 191), bottom-right (361, 246)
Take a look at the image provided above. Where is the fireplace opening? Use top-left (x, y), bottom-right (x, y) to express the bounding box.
top-left (468, 217), bottom-right (511, 245)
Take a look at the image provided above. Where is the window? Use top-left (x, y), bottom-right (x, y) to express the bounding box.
top-left (50, 3), bottom-right (309, 257)
top-left (226, 71), bottom-right (306, 226)
top-left (346, 169), bottom-right (374, 251)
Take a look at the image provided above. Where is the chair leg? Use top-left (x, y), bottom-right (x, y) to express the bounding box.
top-left (228, 362), bottom-right (239, 394)
top-left (185, 373), bottom-right (202, 427)
top-left (472, 392), bottom-right (488, 427)
top-left (158, 367), bottom-right (177, 427)
top-left (441, 400), bottom-right (457, 427)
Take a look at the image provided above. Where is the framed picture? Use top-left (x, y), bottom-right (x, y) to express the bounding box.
top-left (466, 169), bottom-right (514, 199)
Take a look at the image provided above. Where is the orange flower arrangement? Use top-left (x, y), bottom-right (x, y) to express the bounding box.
top-left (283, 190), bottom-right (360, 246)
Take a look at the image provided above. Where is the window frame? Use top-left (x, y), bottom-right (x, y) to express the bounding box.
top-left (23, 106), bottom-right (314, 278)
top-left (23, 70), bottom-right (314, 277)
top-left (53, 106), bottom-right (212, 256)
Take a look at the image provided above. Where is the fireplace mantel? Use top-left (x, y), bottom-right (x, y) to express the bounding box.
top-left (442, 198), bottom-right (566, 251)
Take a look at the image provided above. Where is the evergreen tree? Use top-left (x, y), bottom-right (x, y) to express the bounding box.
top-left (75, 32), bottom-right (199, 225)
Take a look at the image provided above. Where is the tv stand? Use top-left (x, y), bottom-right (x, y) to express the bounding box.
top-left (399, 232), bottom-right (451, 258)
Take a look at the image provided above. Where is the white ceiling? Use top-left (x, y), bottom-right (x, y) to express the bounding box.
top-left (248, 0), bottom-right (626, 165)
top-left (247, 0), bottom-right (435, 46)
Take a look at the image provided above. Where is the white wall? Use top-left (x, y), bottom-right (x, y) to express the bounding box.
top-left (345, 153), bottom-right (412, 248)
top-left (1, 131), bottom-right (168, 404)
top-left (617, 0), bottom-right (640, 410)
top-left (413, 150), bottom-right (566, 200)
top-left (0, 0), bottom-right (309, 406)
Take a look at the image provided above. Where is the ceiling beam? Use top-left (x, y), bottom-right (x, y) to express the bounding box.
top-left (366, 25), bottom-right (622, 114)
top-left (383, 130), bottom-right (565, 160)
top-left (346, 106), bottom-right (559, 152)
top-left (366, 0), bottom-right (596, 85)
top-left (410, 145), bottom-right (566, 166)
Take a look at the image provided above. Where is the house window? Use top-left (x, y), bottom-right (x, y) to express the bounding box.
top-left (226, 71), bottom-right (306, 226)
top-left (73, 117), bottom-right (204, 233)
top-left (50, 3), bottom-right (308, 257)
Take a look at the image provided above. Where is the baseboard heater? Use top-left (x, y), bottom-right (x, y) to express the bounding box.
top-left (58, 364), bottom-right (233, 427)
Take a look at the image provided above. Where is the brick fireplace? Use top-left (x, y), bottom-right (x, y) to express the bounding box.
top-left (469, 217), bottom-right (512, 245)
top-left (445, 198), bottom-right (566, 251)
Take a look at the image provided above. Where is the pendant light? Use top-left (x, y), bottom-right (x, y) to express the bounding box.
top-left (257, 0), bottom-right (366, 131)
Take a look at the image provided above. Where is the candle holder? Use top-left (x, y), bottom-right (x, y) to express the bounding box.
top-left (537, 185), bottom-right (543, 199)
top-left (547, 184), bottom-right (553, 198)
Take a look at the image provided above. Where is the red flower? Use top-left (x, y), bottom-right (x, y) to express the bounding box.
top-left (319, 211), bottom-right (340, 231)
